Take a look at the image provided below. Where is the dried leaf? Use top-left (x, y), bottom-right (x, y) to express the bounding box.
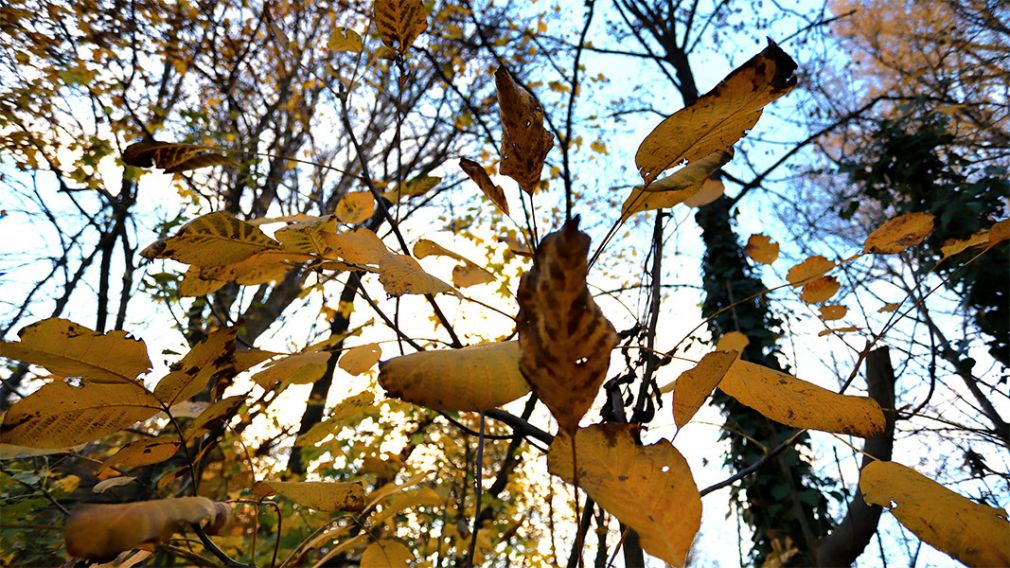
top-left (328, 27), bottom-right (364, 52)
top-left (92, 476), bottom-right (136, 493)
top-left (495, 66), bottom-right (554, 194)
top-left (141, 211), bottom-right (281, 267)
top-left (817, 326), bottom-right (862, 337)
top-left (683, 177), bottom-right (725, 207)
top-left (361, 539), bottom-right (412, 567)
top-left (786, 255), bottom-right (834, 286)
top-left (547, 424), bottom-right (701, 567)
top-left (878, 303), bottom-right (900, 313)
top-left (800, 276), bottom-right (840, 304)
top-left (459, 157), bottom-right (509, 214)
top-left (745, 234), bottom-right (780, 264)
top-left (154, 327), bottom-right (239, 405)
top-left (819, 305), bottom-right (847, 321)
top-left (336, 191), bottom-right (375, 224)
top-left (64, 497), bottom-right (226, 561)
top-left (378, 341), bottom-right (529, 412)
top-left (517, 217), bottom-right (617, 434)
top-left (253, 480), bottom-right (365, 512)
top-left (635, 41), bottom-right (797, 186)
top-left (378, 254), bottom-right (457, 296)
top-left (940, 230), bottom-right (990, 260)
top-left (98, 437), bottom-right (179, 479)
top-left (719, 360), bottom-right (885, 437)
top-left (339, 343), bottom-right (382, 375)
top-left (672, 351), bottom-right (738, 429)
top-left (622, 151), bottom-right (732, 219)
top-left (373, 0), bottom-right (427, 54)
top-left (122, 142), bottom-right (231, 173)
top-left (863, 212), bottom-right (935, 254)
top-left (0, 318), bottom-right (150, 384)
top-left (989, 219), bottom-right (1009, 245)
top-left (413, 239), bottom-right (495, 288)
top-left (861, 461), bottom-right (1009, 567)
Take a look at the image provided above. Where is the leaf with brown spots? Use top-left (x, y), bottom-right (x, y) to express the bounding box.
top-left (516, 217), bottom-right (618, 434)
top-left (153, 326), bottom-right (240, 405)
top-left (495, 66), bottom-right (554, 194)
top-left (863, 212), bottom-right (935, 254)
top-left (253, 480), bottom-right (365, 512)
top-left (459, 157), bottom-right (509, 215)
top-left (141, 211), bottom-right (282, 267)
top-left (335, 191), bottom-right (376, 224)
top-left (373, 0), bottom-right (427, 54)
top-left (378, 254), bottom-right (458, 297)
top-left (97, 437), bottom-right (180, 479)
top-left (547, 424), bottom-right (701, 567)
top-left (122, 141), bottom-right (232, 173)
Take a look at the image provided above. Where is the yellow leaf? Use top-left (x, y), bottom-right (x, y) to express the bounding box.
top-left (863, 212), bottom-right (935, 254)
top-left (817, 326), bottom-right (862, 337)
top-left (635, 41), bottom-right (796, 186)
top-left (339, 343), bottom-right (382, 375)
top-left (322, 227), bottom-right (392, 265)
top-left (672, 351), bottom-right (738, 429)
top-left (64, 497), bottom-right (227, 561)
top-left (719, 360), bottom-right (885, 437)
top-left (716, 331), bottom-right (750, 353)
top-left (547, 424), bottom-right (701, 567)
top-left (683, 177), bottom-right (726, 207)
top-left (819, 305), bottom-right (847, 321)
top-left (141, 211), bottom-right (281, 267)
top-left (275, 216), bottom-right (338, 255)
top-left (186, 250), bottom-right (308, 293)
top-left (183, 395), bottom-right (244, 440)
top-left (373, 0), bottom-right (428, 54)
top-left (0, 318), bottom-right (150, 384)
top-left (413, 239), bottom-right (495, 288)
top-left (251, 350), bottom-right (330, 389)
top-left (785, 255), bottom-right (834, 286)
top-left (745, 234), bottom-right (780, 264)
top-left (382, 176), bottom-right (442, 203)
top-left (517, 218), bottom-right (617, 434)
top-left (0, 380), bottom-right (160, 448)
top-left (178, 266), bottom-right (227, 297)
top-left (878, 302), bottom-right (900, 313)
top-left (252, 480), bottom-right (365, 512)
top-left (336, 191), bottom-right (375, 224)
top-left (800, 276), bottom-right (840, 304)
top-left (621, 151), bottom-right (732, 219)
top-left (369, 487), bottom-right (441, 526)
top-left (940, 230), bottom-right (990, 260)
top-left (496, 66), bottom-right (554, 194)
top-left (97, 437), bottom-right (180, 480)
top-left (328, 27), bottom-right (364, 52)
top-left (122, 141), bottom-right (232, 173)
top-left (860, 461), bottom-right (1009, 567)
top-left (379, 341), bottom-right (529, 411)
top-left (378, 254), bottom-right (457, 296)
top-left (459, 157), bottom-right (509, 215)
top-left (989, 218), bottom-right (1009, 245)
top-left (92, 476), bottom-right (136, 493)
top-left (296, 391), bottom-right (379, 446)
top-left (154, 327), bottom-right (239, 405)
top-left (361, 539), bottom-right (412, 567)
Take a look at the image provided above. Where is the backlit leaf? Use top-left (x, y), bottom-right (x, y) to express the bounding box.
top-left (0, 380), bottom-right (160, 448)
top-left (786, 255), bottom-right (834, 286)
top-left (251, 351), bottom-right (330, 389)
top-left (547, 424), bottom-right (701, 567)
top-left (328, 27), bottom-right (364, 52)
top-left (339, 343), bottom-right (382, 375)
top-left (672, 351), bottom-right (738, 429)
top-left (322, 227), bottom-right (392, 265)
top-left (683, 177), bottom-right (725, 207)
top-left (379, 341), bottom-right (530, 412)
top-left (253, 480), bottom-right (365, 512)
top-left (275, 216), bottom-right (339, 255)
top-left (336, 191), bottom-right (375, 224)
top-left (296, 392), bottom-right (379, 446)
top-left (382, 176), bottom-right (441, 203)
top-left (621, 150), bottom-right (732, 219)
top-left (940, 230), bottom-right (990, 260)
top-left (179, 250), bottom-right (308, 296)
top-left (369, 487), bottom-right (441, 526)
top-left (517, 217), bottom-right (618, 434)
top-left (860, 461), bottom-right (1009, 567)
top-left (0, 318), bottom-right (150, 384)
top-left (716, 331), bottom-right (750, 353)
top-left (361, 539), bottom-right (412, 567)
top-left (122, 141), bottom-right (231, 173)
top-left (745, 234), bottom-right (780, 264)
top-left (800, 276), bottom-right (840, 304)
top-left (635, 41), bottom-right (797, 186)
top-left (183, 395), bottom-right (244, 440)
top-left (863, 212), bottom-right (935, 254)
top-left (141, 211), bottom-right (281, 267)
top-left (817, 326), bottom-right (862, 337)
top-left (373, 0), bottom-right (428, 54)
top-left (97, 437), bottom-right (179, 479)
top-left (413, 239), bottom-right (495, 288)
top-left (719, 360), bottom-right (885, 437)
top-left (154, 326), bottom-right (239, 405)
top-left (819, 305), bottom-right (847, 321)
top-left (496, 66), bottom-right (554, 194)
top-left (459, 157), bottom-right (509, 214)
top-left (378, 254), bottom-right (457, 296)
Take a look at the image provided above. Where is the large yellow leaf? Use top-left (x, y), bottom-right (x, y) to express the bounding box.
top-left (378, 341), bottom-right (530, 412)
top-left (719, 360), bottom-right (885, 437)
top-left (745, 234), bottom-right (780, 264)
top-left (672, 351), bottom-right (738, 429)
top-left (122, 141), bottom-right (231, 173)
top-left (251, 350), bottom-right (330, 389)
top-left (64, 496), bottom-right (228, 561)
top-left (785, 255), bottom-right (834, 286)
top-left (547, 424), bottom-right (701, 567)
top-left (496, 66), bottom-right (554, 194)
top-left (373, 0), bottom-right (427, 54)
top-left (361, 539), bottom-right (412, 567)
top-left (97, 437), bottom-right (180, 479)
top-left (295, 391), bottom-right (379, 446)
top-left (339, 343), bottom-right (382, 375)
top-left (0, 380), bottom-right (160, 448)
top-left (154, 327), bottom-right (239, 405)
top-left (860, 461), bottom-right (1009, 567)
top-left (863, 212), bottom-right (935, 254)
top-left (459, 157), bottom-right (509, 215)
top-left (141, 211), bottom-right (281, 267)
top-left (0, 318), bottom-right (150, 383)
top-left (800, 276), bottom-right (840, 304)
top-left (275, 216), bottom-right (338, 255)
top-left (517, 218), bottom-right (618, 434)
top-left (252, 480), bottom-right (365, 512)
top-left (621, 150), bottom-right (732, 219)
top-left (378, 254), bottom-right (457, 296)
top-left (336, 191), bottom-right (375, 224)
top-left (322, 227), bottom-right (392, 265)
top-left (635, 41), bottom-right (797, 186)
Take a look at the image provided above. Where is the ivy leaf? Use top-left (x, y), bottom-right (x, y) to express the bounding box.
top-left (373, 0), bottom-right (427, 54)
top-left (745, 234), bottom-right (780, 264)
top-left (378, 341), bottom-right (530, 412)
top-left (719, 361), bottom-right (885, 437)
top-left (517, 217), bottom-right (618, 434)
top-left (361, 539), bottom-right (412, 567)
top-left (860, 461), bottom-right (1009, 566)
top-left (141, 211), bottom-right (281, 267)
top-left (339, 343), bottom-right (382, 375)
top-left (672, 350), bottom-right (738, 429)
top-left (547, 424), bottom-right (701, 567)
top-left (621, 150), bottom-right (732, 219)
top-left (122, 141), bottom-right (232, 173)
top-left (785, 255), bottom-right (835, 286)
top-left (863, 212), bottom-right (935, 254)
top-left (496, 66), bottom-right (554, 194)
top-left (336, 191), bottom-right (376, 224)
top-left (154, 326), bottom-right (239, 405)
top-left (0, 318), bottom-right (150, 384)
top-left (253, 480), bottom-right (366, 512)
top-left (459, 157), bottom-right (509, 215)
top-left (635, 40), bottom-right (797, 186)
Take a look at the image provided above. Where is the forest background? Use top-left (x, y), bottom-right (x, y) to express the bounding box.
top-left (0, 0), bottom-right (1007, 566)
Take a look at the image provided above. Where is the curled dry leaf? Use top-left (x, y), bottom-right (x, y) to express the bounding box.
top-left (0, 317), bottom-right (150, 384)
top-left (516, 217), bottom-right (618, 434)
top-left (122, 141), bottom-right (232, 173)
top-left (635, 40), bottom-right (797, 186)
top-left (863, 212), bottom-right (935, 254)
top-left (64, 496), bottom-right (227, 561)
top-left (495, 66), bottom-right (554, 194)
top-left (622, 150), bottom-right (732, 219)
top-left (253, 480), bottom-right (366, 512)
top-left (339, 343), bottom-right (382, 375)
top-left (785, 255), bottom-right (834, 286)
top-left (745, 234), bottom-right (780, 264)
top-left (361, 539), bottom-right (412, 567)
top-left (335, 191), bottom-right (376, 224)
top-left (672, 351), bottom-right (738, 429)
top-left (378, 341), bottom-right (530, 412)
top-left (459, 157), bottom-right (509, 215)
top-left (860, 461), bottom-right (1009, 567)
top-left (800, 276), bottom-right (840, 304)
top-left (547, 424), bottom-right (702, 567)
top-left (373, 0), bottom-right (427, 54)
top-left (154, 326), bottom-right (239, 405)
top-left (141, 211), bottom-right (281, 267)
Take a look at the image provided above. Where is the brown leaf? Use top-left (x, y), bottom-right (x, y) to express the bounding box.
top-left (516, 217), bottom-right (617, 434)
top-left (495, 66), bottom-right (554, 194)
top-left (863, 212), bottom-right (935, 254)
top-left (785, 255), bottom-right (834, 287)
top-left (122, 141), bottom-right (231, 173)
top-left (459, 157), bottom-right (509, 214)
top-left (745, 234), bottom-right (780, 264)
top-left (373, 0), bottom-right (428, 54)
top-left (800, 276), bottom-right (840, 304)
